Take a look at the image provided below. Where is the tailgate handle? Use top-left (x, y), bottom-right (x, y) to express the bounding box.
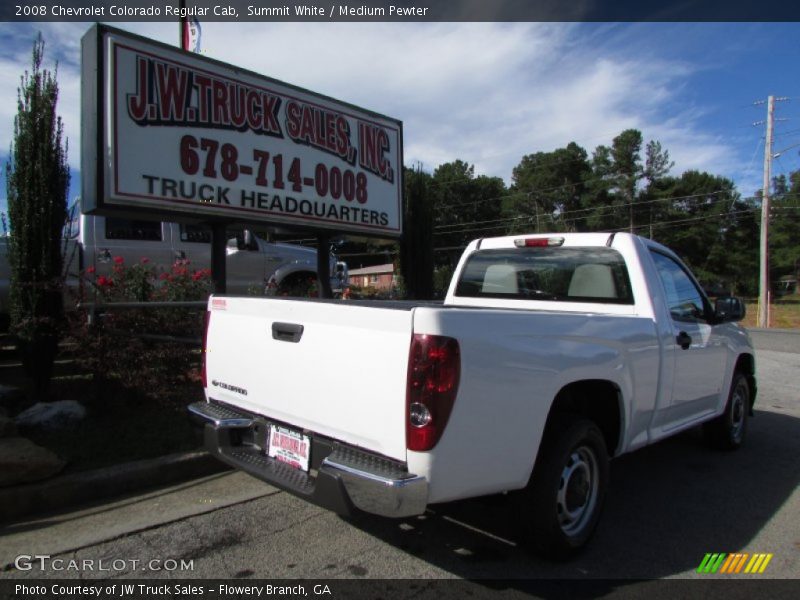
top-left (272, 322), bottom-right (304, 343)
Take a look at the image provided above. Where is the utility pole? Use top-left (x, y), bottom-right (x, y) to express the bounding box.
top-left (756, 96), bottom-right (791, 327)
top-left (757, 95), bottom-right (774, 328)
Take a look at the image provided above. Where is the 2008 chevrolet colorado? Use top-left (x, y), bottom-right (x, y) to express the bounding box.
top-left (189, 232), bottom-right (755, 557)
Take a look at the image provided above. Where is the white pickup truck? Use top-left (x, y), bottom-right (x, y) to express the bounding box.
top-left (0, 201), bottom-right (347, 314)
top-left (190, 232), bottom-right (755, 557)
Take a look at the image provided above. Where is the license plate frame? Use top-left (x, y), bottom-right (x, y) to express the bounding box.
top-left (267, 424), bottom-right (310, 472)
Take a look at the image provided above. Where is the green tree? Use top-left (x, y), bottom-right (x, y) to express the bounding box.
top-left (399, 166), bottom-right (434, 299)
top-left (507, 142), bottom-right (592, 232)
top-left (610, 129), bottom-right (644, 233)
top-left (770, 170), bottom-right (800, 293)
top-left (583, 144), bottom-right (618, 231)
top-left (640, 140), bottom-right (675, 238)
top-left (431, 160), bottom-right (505, 266)
top-left (648, 171), bottom-right (755, 294)
top-left (582, 131), bottom-right (672, 234)
top-left (5, 35), bottom-right (70, 402)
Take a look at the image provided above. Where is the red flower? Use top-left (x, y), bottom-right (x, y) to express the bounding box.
top-left (97, 276), bottom-right (114, 287)
top-left (86, 266), bottom-right (96, 275)
top-left (113, 256), bottom-right (124, 265)
top-left (140, 257), bottom-right (150, 264)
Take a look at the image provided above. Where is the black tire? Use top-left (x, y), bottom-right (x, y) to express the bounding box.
top-left (515, 417), bottom-right (609, 560)
top-left (703, 372), bottom-right (750, 451)
top-left (274, 272), bottom-right (318, 297)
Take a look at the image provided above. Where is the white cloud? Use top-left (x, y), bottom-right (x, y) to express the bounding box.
top-left (0, 20), bottom-right (764, 211)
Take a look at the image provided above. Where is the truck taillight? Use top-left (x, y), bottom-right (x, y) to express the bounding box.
top-left (406, 334), bottom-right (460, 452)
top-left (201, 310), bottom-right (211, 389)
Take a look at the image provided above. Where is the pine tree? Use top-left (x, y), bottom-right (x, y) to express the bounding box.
top-left (6, 34), bottom-right (70, 402)
top-left (399, 166), bottom-right (434, 299)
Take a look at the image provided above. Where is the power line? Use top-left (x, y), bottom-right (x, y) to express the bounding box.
top-left (434, 167), bottom-right (754, 212)
top-left (434, 189), bottom-right (740, 232)
top-left (772, 127), bottom-right (800, 138)
top-left (433, 205), bottom-right (760, 238)
top-left (435, 214), bottom-right (531, 231)
top-left (433, 191), bottom-right (800, 239)
top-left (431, 210), bottom-right (762, 254)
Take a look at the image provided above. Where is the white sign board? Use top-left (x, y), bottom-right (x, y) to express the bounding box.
top-left (82, 25), bottom-right (403, 236)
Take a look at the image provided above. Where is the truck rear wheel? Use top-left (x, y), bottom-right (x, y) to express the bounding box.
top-left (515, 417), bottom-right (608, 559)
top-left (703, 372), bottom-right (750, 450)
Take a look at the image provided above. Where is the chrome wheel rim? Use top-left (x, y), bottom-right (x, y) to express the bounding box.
top-left (730, 382), bottom-right (747, 442)
top-left (556, 446), bottom-right (599, 536)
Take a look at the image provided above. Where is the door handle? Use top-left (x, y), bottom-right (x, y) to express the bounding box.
top-left (272, 322), bottom-right (304, 343)
top-left (676, 331), bottom-right (692, 350)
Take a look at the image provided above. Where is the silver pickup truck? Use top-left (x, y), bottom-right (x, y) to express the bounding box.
top-left (0, 201), bottom-right (348, 313)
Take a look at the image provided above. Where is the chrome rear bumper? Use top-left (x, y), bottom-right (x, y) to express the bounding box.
top-left (188, 400), bottom-right (427, 518)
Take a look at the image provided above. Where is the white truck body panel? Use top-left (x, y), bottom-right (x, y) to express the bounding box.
top-left (407, 306), bottom-right (660, 503)
top-left (206, 297), bottom-right (413, 460)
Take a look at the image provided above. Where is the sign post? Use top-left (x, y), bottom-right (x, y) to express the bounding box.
top-left (178, 1), bottom-right (227, 293)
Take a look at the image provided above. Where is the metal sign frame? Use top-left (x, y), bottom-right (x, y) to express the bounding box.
top-left (81, 24), bottom-right (404, 238)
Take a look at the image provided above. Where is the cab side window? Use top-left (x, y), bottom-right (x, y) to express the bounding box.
top-left (179, 224), bottom-right (211, 244)
top-left (650, 251), bottom-right (708, 322)
top-left (105, 218), bottom-right (162, 241)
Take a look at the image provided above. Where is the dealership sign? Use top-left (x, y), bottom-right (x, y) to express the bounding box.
top-left (81, 25), bottom-right (403, 236)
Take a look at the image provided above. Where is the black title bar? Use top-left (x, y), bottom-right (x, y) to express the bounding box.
top-left (2, 0), bottom-right (799, 22)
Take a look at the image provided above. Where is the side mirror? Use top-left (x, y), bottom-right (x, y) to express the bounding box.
top-left (714, 296), bottom-right (746, 323)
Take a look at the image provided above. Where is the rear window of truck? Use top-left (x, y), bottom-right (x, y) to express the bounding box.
top-left (455, 247), bottom-right (634, 304)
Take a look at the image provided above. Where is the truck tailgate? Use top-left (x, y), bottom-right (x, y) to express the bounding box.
top-left (205, 297), bottom-right (413, 461)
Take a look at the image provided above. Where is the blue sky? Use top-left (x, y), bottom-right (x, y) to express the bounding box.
top-left (1, 21), bottom-right (799, 221)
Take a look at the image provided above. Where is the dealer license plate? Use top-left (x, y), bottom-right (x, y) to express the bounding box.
top-left (267, 425), bottom-right (310, 472)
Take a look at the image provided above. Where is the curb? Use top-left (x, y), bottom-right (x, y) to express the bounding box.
top-left (0, 450), bottom-right (230, 523)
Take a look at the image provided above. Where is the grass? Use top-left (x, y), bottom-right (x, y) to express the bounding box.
top-left (741, 295), bottom-right (800, 329)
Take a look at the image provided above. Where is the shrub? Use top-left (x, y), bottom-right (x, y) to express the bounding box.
top-left (68, 257), bottom-right (212, 408)
top-left (6, 35), bottom-right (70, 402)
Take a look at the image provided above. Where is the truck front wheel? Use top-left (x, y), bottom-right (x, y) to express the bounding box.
top-left (515, 417), bottom-right (609, 559)
top-left (274, 272), bottom-right (318, 297)
top-left (703, 372), bottom-right (750, 450)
